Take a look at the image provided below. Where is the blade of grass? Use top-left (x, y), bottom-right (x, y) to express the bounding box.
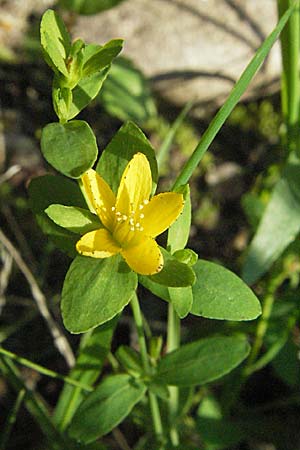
top-left (172, 3), bottom-right (296, 190)
top-left (0, 388), bottom-right (25, 450)
top-left (0, 347), bottom-right (93, 392)
top-left (157, 100), bottom-right (194, 171)
top-left (0, 357), bottom-right (69, 449)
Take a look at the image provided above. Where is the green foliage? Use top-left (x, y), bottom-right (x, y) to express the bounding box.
top-left (154, 336), bottom-right (250, 386)
top-left (191, 260), bottom-right (261, 321)
top-left (59, 0), bottom-right (125, 15)
top-left (168, 286), bottom-right (193, 319)
top-left (147, 247), bottom-right (195, 287)
top-left (41, 121), bottom-right (98, 178)
top-left (115, 346), bottom-right (143, 376)
top-left (28, 174), bottom-right (86, 255)
top-left (100, 57), bottom-right (157, 123)
top-left (140, 259), bottom-right (260, 321)
top-left (45, 204), bottom-right (101, 234)
top-left (16, 5), bottom-right (300, 449)
top-left (243, 157), bottom-right (300, 284)
top-left (68, 374), bottom-right (146, 443)
top-left (40, 9), bottom-right (71, 77)
top-left (61, 255), bottom-right (137, 333)
top-left (67, 67), bottom-right (110, 120)
top-left (54, 318), bottom-right (118, 429)
top-left (82, 40), bottom-right (123, 77)
top-left (97, 121), bottom-right (158, 192)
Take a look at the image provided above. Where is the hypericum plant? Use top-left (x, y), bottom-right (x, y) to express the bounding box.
top-left (2, 4), bottom-right (298, 449)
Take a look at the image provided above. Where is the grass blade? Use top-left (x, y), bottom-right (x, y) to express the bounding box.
top-left (173, 3), bottom-right (295, 190)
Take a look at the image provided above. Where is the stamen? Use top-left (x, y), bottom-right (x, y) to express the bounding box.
top-left (122, 215), bottom-right (128, 220)
top-left (129, 218), bottom-right (134, 225)
top-left (139, 204), bottom-right (144, 210)
top-left (130, 226), bottom-right (135, 231)
top-left (143, 199), bottom-right (149, 205)
top-left (111, 206), bottom-right (116, 211)
top-left (116, 211), bottom-right (121, 216)
top-left (117, 217), bottom-right (122, 222)
top-left (136, 223), bottom-right (140, 228)
top-left (139, 213), bottom-right (144, 219)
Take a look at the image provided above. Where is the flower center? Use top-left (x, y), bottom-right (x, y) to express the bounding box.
top-left (110, 199), bottom-right (149, 245)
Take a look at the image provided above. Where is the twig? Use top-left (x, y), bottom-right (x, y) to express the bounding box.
top-left (0, 165), bottom-right (21, 185)
top-left (0, 228), bottom-right (75, 367)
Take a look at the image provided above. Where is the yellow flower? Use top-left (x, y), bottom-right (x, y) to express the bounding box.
top-left (76, 152), bottom-right (184, 275)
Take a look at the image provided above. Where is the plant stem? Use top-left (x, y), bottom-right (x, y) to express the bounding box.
top-left (166, 303), bottom-right (180, 447)
top-left (246, 273), bottom-right (286, 369)
top-left (277, 0), bottom-right (300, 134)
top-left (130, 294), bottom-right (164, 446)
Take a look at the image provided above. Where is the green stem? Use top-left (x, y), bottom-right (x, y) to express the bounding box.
top-left (130, 294), bottom-right (164, 446)
top-left (166, 303), bottom-right (180, 447)
top-left (277, 0), bottom-right (300, 158)
top-left (246, 292), bottom-right (275, 367)
top-left (157, 100), bottom-right (194, 170)
top-left (246, 272), bottom-right (286, 370)
top-left (0, 347), bottom-right (93, 392)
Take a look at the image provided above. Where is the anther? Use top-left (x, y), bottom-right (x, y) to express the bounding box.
top-left (136, 223), bottom-right (140, 228)
top-left (122, 215), bottom-right (128, 220)
top-left (143, 199), bottom-right (149, 205)
top-left (129, 218), bottom-right (134, 225)
top-left (139, 213), bottom-right (144, 219)
top-left (117, 217), bottom-right (122, 222)
top-left (111, 206), bottom-right (116, 211)
top-left (139, 204), bottom-right (144, 210)
top-left (130, 226), bottom-right (135, 231)
top-left (116, 211), bottom-right (121, 216)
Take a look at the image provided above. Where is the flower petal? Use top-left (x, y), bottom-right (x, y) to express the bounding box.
top-left (76, 229), bottom-right (121, 258)
top-left (121, 236), bottom-right (163, 275)
top-left (116, 153), bottom-right (152, 216)
top-left (81, 169), bottom-right (116, 229)
top-left (141, 192), bottom-right (184, 237)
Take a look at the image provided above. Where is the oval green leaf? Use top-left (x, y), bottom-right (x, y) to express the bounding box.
top-left (68, 374), bottom-right (146, 443)
top-left (154, 336), bottom-right (250, 387)
top-left (40, 9), bottom-right (70, 77)
top-left (61, 254), bottom-right (137, 333)
top-left (191, 260), bottom-right (261, 321)
top-left (45, 204), bottom-right (101, 234)
top-left (41, 120), bottom-right (98, 178)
